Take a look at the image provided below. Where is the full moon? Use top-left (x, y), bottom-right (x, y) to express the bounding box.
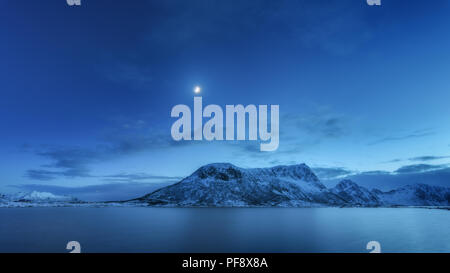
top-left (194, 86), bottom-right (201, 94)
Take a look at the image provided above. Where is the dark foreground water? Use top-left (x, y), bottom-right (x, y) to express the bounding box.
top-left (0, 207), bottom-right (449, 253)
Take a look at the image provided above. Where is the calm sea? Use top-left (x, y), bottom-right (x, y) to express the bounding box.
top-left (0, 207), bottom-right (449, 253)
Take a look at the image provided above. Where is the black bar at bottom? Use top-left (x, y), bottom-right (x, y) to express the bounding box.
top-left (0, 253), bottom-right (447, 272)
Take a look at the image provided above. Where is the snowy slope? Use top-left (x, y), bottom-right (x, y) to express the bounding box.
top-left (13, 191), bottom-right (78, 202)
top-left (331, 180), bottom-right (381, 206)
top-left (375, 184), bottom-right (450, 206)
top-left (134, 163), bottom-right (346, 207)
top-left (0, 191), bottom-right (81, 206)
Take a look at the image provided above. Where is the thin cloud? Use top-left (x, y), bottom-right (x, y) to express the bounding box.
top-left (358, 170), bottom-right (391, 176)
top-left (284, 112), bottom-right (348, 140)
top-left (382, 155), bottom-right (450, 164)
top-left (395, 164), bottom-right (447, 174)
top-left (24, 126), bottom-right (194, 181)
top-left (409, 155), bottom-right (450, 162)
top-left (102, 173), bottom-right (183, 182)
top-left (26, 168), bottom-right (91, 181)
top-left (232, 111), bottom-right (350, 161)
top-left (382, 158), bottom-right (403, 163)
top-left (26, 169), bottom-right (181, 183)
top-left (368, 129), bottom-right (435, 145)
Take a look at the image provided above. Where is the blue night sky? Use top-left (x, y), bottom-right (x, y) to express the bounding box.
top-left (1, 0), bottom-right (450, 199)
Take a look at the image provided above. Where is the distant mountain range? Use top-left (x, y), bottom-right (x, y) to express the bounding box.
top-left (2, 163), bottom-right (449, 208)
top-left (0, 191), bottom-right (80, 206)
top-left (130, 163), bottom-right (450, 207)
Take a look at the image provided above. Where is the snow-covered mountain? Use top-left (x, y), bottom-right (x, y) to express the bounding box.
top-left (1, 191), bottom-right (80, 204)
top-left (131, 163), bottom-right (450, 207)
top-left (1, 163), bottom-right (449, 208)
top-left (375, 184), bottom-right (450, 206)
top-left (331, 180), bottom-right (381, 207)
top-left (133, 163), bottom-right (346, 207)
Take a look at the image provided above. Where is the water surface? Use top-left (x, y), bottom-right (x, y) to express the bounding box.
top-left (0, 207), bottom-right (448, 253)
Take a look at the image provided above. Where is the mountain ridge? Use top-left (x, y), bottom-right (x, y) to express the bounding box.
top-left (131, 163), bottom-right (450, 207)
top-left (0, 191), bottom-right (80, 204)
top-left (2, 163), bottom-right (449, 207)
top-left (133, 163), bottom-right (344, 207)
